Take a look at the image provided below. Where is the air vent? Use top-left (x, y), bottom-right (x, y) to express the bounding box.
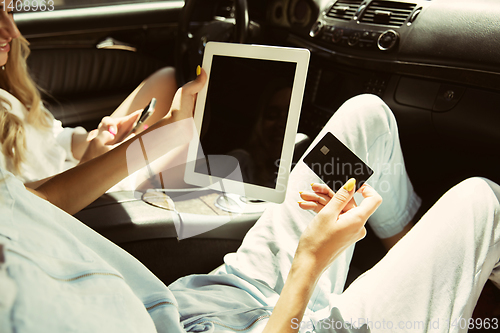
top-left (360, 1), bottom-right (416, 27)
top-left (326, 0), bottom-right (363, 21)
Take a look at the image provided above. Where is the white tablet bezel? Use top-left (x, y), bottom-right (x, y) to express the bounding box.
top-left (184, 42), bottom-right (310, 203)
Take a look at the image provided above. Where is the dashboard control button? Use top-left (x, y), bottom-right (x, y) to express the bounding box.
top-left (348, 32), bottom-right (360, 46)
top-left (377, 30), bottom-right (399, 50)
top-left (332, 28), bottom-right (343, 43)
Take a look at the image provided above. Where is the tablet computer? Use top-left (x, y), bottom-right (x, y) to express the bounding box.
top-left (184, 42), bottom-right (310, 203)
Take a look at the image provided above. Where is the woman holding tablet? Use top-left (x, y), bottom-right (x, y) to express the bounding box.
top-left (2, 61), bottom-right (499, 332)
top-left (0, 9), bottom-right (178, 186)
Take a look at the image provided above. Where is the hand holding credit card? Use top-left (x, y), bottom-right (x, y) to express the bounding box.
top-left (303, 132), bottom-right (373, 192)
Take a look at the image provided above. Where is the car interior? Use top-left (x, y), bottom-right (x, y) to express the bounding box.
top-left (17, 0), bottom-right (500, 321)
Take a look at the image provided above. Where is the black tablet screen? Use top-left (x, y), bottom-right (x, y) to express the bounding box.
top-left (194, 55), bottom-right (297, 189)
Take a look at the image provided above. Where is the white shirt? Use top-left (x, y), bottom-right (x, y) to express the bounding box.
top-left (0, 89), bottom-right (80, 183)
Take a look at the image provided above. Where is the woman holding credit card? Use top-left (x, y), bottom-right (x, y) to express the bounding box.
top-left (175, 77), bottom-right (499, 333)
top-left (4, 59), bottom-right (500, 332)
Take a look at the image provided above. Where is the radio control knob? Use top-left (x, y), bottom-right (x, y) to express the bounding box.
top-left (377, 30), bottom-right (399, 50)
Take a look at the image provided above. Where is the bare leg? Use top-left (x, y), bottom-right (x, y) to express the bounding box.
top-left (110, 67), bottom-right (178, 130)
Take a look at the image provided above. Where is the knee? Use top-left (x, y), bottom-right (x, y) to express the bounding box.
top-left (336, 94), bottom-right (396, 133)
top-left (328, 94), bottom-right (398, 145)
top-left (456, 177), bottom-right (493, 191)
top-left (148, 67), bottom-right (178, 90)
top-left (451, 177), bottom-right (500, 210)
top-left (445, 178), bottom-right (500, 246)
top-left (344, 93), bottom-right (385, 106)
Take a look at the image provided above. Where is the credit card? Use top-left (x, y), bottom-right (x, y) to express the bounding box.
top-left (303, 131), bottom-right (373, 192)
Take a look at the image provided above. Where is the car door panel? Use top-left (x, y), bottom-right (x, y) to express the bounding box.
top-left (28, 47), bottom-right (166, 126)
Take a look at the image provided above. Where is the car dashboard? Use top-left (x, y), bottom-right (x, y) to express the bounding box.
top-left (243, 0), bottom-right (500, 207)
top-left (264, 0), bottom-right (500, 83)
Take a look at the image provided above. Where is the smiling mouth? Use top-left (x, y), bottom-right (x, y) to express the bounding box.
top-left (0, 43), bottom-right (8, 47)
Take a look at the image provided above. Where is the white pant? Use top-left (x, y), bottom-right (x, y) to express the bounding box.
top-left (224, 94), bottom-right (500, 332)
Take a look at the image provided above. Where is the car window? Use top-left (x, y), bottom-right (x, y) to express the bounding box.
top-left (9, 0), bottom-right (180, 12)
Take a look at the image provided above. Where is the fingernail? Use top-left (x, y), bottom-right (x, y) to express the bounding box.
top-left (299, 191), bottom-right (303, 194)
top-left (143, 124), bottom-right (149, 130)
top-left (310, 183), bottom-right (314, 188)
top-left (343, 178), bottom-right (356, 192)
top-left (108, 126), bottom-right (116, 136)
top-left (196, 65), bottom-right (201, 76)
top-left (297, 201), bottom-right (305, 205)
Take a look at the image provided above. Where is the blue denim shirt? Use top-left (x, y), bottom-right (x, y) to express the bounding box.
top-left (0, 168), bottom-right (276, 332)
top-left (0, 167), bottom-right (187, 332)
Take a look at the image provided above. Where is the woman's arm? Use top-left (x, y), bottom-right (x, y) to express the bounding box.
top-left (71, 127), bottom-right (91, 161)
top-left (28, 69), bottom-right (207, 214)
top-left (263, 180), bottom-right (382, 333)
top-left (24, 176), bottom-right (55, 190)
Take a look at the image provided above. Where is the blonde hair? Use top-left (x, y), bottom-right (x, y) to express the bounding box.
top-left (0, 35), bottom-right (50, 175)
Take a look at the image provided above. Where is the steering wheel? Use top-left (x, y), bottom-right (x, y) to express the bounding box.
top-left (175, 0), bottom-right (249, 86)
